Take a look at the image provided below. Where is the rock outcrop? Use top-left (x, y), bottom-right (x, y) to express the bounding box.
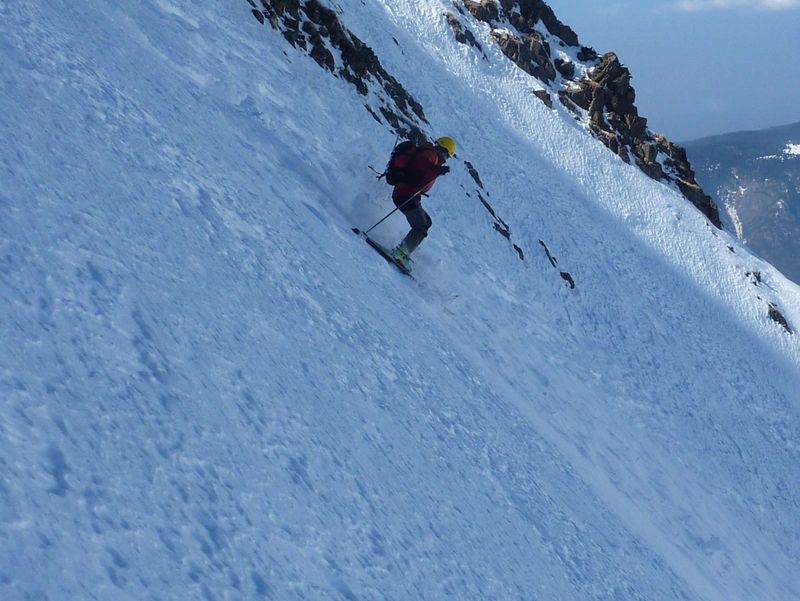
top-left (563, 53), bottom-right (721, 227)
top-left (463, 0), bottom-right (574, 84)
top-left (769, 303), bottom-right (792, 333)
top-left (446, 12), bottom-right (486, 57)
top-left (248, 0), bottom-right (427, 140)
top-left (456, 0), bottom-right (721, 227)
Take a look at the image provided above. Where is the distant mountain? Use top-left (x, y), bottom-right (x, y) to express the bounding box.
top-left (684, 121), bottom-right (800, 283)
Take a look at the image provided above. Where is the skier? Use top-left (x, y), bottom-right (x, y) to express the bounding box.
top-left (387, 136), bottom-right (456, 262)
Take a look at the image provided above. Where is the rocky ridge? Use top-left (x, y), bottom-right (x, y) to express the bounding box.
top-left (247, 0), bottom-right (428, 140)
top-left (455, 0), bottom-right (721, 228)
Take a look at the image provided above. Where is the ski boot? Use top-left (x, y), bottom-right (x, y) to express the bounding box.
top-left (390, 244), bottom-right (410, 264)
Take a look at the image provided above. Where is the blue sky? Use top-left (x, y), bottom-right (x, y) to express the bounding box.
top-left (546, 0), bottom-right (800, 141)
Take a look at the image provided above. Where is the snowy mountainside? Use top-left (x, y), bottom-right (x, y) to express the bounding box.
top-left (2, 1), bottom-right (800, 601)
top-left (684, 121), bottom-right (800, 285)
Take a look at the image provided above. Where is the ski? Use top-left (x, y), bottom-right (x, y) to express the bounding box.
top-left (352, 228), bottom-right (414, 277)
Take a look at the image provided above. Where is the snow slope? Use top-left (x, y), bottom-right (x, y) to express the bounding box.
top-left (2, 1), bottom-right (799, 600)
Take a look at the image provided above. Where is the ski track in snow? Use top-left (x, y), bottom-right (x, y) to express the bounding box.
top-left (1, 1), bottom-right (799, 600)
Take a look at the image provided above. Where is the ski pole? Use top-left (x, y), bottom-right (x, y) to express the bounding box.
top-left (363, 187), bottom-right (426, 236)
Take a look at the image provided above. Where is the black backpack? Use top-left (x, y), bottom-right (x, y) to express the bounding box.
top-left (383, 141), bottom-right (419, 185)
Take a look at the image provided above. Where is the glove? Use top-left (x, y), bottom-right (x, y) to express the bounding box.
top-left (439, 165), bottom-right (451, 175)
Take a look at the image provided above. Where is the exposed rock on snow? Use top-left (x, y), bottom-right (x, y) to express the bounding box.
top-left (251, 0), bottom-right (428, 139)
top-left (460, 1), bottom-right (721, 227)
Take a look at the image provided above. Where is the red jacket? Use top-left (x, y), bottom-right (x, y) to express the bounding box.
top-left (392, 144), bottom-right (445, 204)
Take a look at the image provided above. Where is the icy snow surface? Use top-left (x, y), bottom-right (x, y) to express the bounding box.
top-left (2, 1), bottom-right (799, 600)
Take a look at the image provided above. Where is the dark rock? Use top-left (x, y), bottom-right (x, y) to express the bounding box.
top-left (463, 0), bottom-right (500, 22)
top-left (636, 158), bottom-right (664, 181)
top-left (500, 0), bottom-right (542, 32)
top-left (493, 30), bottom-right (556, 83)
top-left (494, 222), bottom-right (512, 239)
top-left (591, 126), bottom-right (618, 155)
top-left (768, 303), bottom-right (792, 333)
top-left (590, 52), bottom-right (624, 83)
top-left (491, 0), bottom-right (580, 46)
top-left (478, 192), bottom-right (499, 220)
top-left (364, 105), bottom-right (382, 124)
top-left (303, 0), bottom-right (329, 23)
top-left (340, 37), bottom-right (375, 77)
top-left (464, 161), bottom-right (485, 188)
top-left (252, 9), bottom-right (265, 23)
top-left (533, 89), bottom-right (553, 108)
top-left (626, 114), bottom-right (648, 140)
top-left (477, 192), bottom-right (521, 256)
top-left (587, 83), bottom-right (606, 124)
top-left (591, 54), bottom-right (636, 116)
top-left (254, 0), bottom-right (428, 137)
top-left (539, 240), bottom-right (558, 267)
top-left (676, 180), bottom-right (722, 226)
top-left (634, 142), bottom-right (663, 179)
top-left (537, 241), bottom-right (574, 286)
top-left (746, 271), bottom-right (762, 286)
top-left (336, 64), bottom-right (365, 94)
top-left (282, 28), bottom-right (305, 49)
top-left (264, 0), bottom-right (301, 20)
top-left (538, 4), bottom-right (580, 46)
top-left (309, 40), bottom-right (335, 71)
top-left (557, 89), bottom-right (581, 116)
top-left (466, 1), bottom-right (583, 85)
top-left (633, 141), bottom-right (654, 165)
top-left (377, 108), bottom-right (425, 142)
top-left (301, 18), bottom-right (316, 34)
top-left (577, 46), bottom-right (598, 62)
top-left (554, 58), bottom-right (575, 79)
top-left (617, 143), bottom-right (631, 164)
top-left (563, 82), bottom-right (592, 110)
top-left (446, 12), bottom-right (484, 53)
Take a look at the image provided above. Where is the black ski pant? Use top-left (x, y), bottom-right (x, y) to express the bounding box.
top-left (397, 201), bottom-right (432, 254)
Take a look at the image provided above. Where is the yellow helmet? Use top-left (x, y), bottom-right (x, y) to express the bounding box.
top-left (435, 136), bottom-right (457, 158)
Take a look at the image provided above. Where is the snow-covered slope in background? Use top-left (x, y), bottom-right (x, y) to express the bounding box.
top-left (2, 1), bottom-right (799, 600)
